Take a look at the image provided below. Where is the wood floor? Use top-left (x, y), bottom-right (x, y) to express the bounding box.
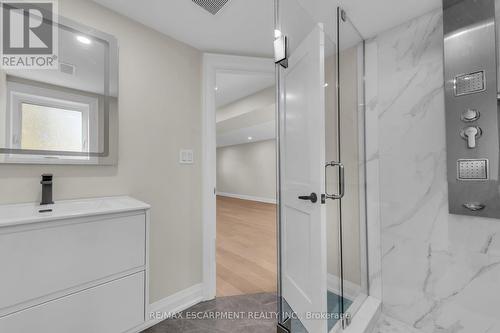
top-left (216, 196), bottom-right (277, 297)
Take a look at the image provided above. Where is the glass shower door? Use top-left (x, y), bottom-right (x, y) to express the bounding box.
top-left (275, 2), bottom-right (368, 332)
top-left (275, 1), bottom-right (341, 332)
top-left (335, 6), bottom-right (368, 327)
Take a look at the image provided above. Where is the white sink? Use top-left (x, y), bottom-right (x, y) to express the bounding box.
top-left (0, 196), bottom-right (150, 227)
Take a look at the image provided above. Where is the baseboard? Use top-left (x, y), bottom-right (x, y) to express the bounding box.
top-left (327, 274), bottom-right (361, 301)
top-left (131, 283), bottom-right (204, 332)
top-left (217, 192), bottom-right (277, 204)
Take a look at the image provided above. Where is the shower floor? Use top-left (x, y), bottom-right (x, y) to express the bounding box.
top-left (327, 292), bottom-right (352, 331)
top-left (282, 291), bottom-right (353, 332)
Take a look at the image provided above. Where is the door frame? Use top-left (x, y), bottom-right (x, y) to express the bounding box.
top-left (201, 53), bottom-right (275, 300)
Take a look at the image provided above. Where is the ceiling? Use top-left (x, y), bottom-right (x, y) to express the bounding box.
top-left (216, 72), bottom-right (274, 108)
top-left (94, 0), bottom-right (274, 57)
top-left (93, 0), bottom-right (441, 57)
top-left (215, 72), bottom-right (275, 147)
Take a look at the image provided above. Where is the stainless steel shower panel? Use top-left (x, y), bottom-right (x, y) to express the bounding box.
top-left (443, 0), bottom-right (500, 218)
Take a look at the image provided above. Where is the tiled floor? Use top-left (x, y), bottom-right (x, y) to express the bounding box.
top-left (143, 291), bottom-right (352, 333)
top-left (142, 293), bottom-right (278, 333)
top-left (372, 314), bottom-right (421, 333)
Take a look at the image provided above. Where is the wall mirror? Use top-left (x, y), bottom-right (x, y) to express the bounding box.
top-left (0, 14), bottom-right (118, 165)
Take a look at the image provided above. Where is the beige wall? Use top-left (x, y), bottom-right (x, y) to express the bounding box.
top-left (217, 140), bottom-right (276, 201)
top-left (0, 0), bottom-right (203, 304)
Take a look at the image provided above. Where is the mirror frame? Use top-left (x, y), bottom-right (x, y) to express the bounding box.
top-left (0, 14), bottom-right (118, 165)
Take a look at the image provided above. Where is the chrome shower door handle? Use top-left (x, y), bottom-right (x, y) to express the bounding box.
top-left (325, 161), bottom-right (345, 200)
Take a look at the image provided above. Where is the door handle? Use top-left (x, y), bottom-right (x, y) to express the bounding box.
top-left (325, 161), bottom-right (345, 200)
top-left (298, 193), bottom-right (318, 203)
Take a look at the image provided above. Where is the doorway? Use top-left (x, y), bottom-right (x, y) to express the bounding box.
top-left (215, 70), bottom-right (277, 297)
top-left (201, 54), bottom-right (276, 301)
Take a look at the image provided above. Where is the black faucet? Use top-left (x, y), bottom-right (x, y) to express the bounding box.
top-left (40, 174), bottom-right (54, 205)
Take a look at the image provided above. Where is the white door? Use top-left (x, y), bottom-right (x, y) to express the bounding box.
top-left (281, 24), bottom-right (327, 333)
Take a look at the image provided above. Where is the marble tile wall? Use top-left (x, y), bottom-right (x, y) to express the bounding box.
top-left (371, 9), bottom-right (500, 333)
top-left (365, 39), bottom-right (382, 301)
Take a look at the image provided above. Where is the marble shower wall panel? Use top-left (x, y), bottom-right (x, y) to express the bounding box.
top-left (375, 9), bottom-right (500, 333)
top-left (365, 39), bottom-right (382, 301)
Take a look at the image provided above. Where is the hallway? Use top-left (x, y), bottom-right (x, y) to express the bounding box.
top-left (216, 196), bottom-right (277, 297)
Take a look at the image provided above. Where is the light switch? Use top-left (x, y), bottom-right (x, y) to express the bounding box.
top-left (179, 149), bottom-right (194, 164)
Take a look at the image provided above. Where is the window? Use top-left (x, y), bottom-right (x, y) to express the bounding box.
top-left (20, 103), bottom-right (86, 152)
top-left (6, 80), bottom-right (99, 162)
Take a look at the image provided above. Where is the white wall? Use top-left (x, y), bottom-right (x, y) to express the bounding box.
top-left (0, 0), bottom-right (202, 304)
top-left (216, 139), bottom-right (276, 202)
top-left (371, 9), bottom-right (500, 332)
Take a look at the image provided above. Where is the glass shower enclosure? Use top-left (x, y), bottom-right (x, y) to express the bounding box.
top-left (274, 1), bottom-right (368, 332)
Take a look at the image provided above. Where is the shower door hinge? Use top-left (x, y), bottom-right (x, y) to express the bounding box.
top-left (277, 317), bottom-right (291, 333)
top-left (274, 34), bottom-right (288, 68)
top-left (341, 314), bottom-right (352, 329)
top-left (340, 8), bottom-right (347, 22)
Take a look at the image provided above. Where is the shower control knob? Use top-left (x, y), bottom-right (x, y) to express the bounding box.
top-left (460, 126), bottom-right (482, 149)
top-left (461, 109), bottom-right (480, 122)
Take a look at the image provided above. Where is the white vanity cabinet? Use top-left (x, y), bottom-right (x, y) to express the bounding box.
top-left (0, 196), bottom-right (150, 333)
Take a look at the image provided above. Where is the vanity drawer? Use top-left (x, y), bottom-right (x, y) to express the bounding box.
top-left (0, 212), bottom-right (146, 312)
top-left (0, 271), bottom-right (145, 333)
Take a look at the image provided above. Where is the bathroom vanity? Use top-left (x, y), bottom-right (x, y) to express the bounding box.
top-left (0, 196), bottom-right (150, 333)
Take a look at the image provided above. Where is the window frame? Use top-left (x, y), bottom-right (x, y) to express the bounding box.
top-left (5, 81), bottom-right (99, 163)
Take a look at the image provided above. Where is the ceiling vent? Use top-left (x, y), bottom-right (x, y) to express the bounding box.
top-left (59, 62), bottom-right (76, 75)
top-left (192, 0), bottom-right (229, 15)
